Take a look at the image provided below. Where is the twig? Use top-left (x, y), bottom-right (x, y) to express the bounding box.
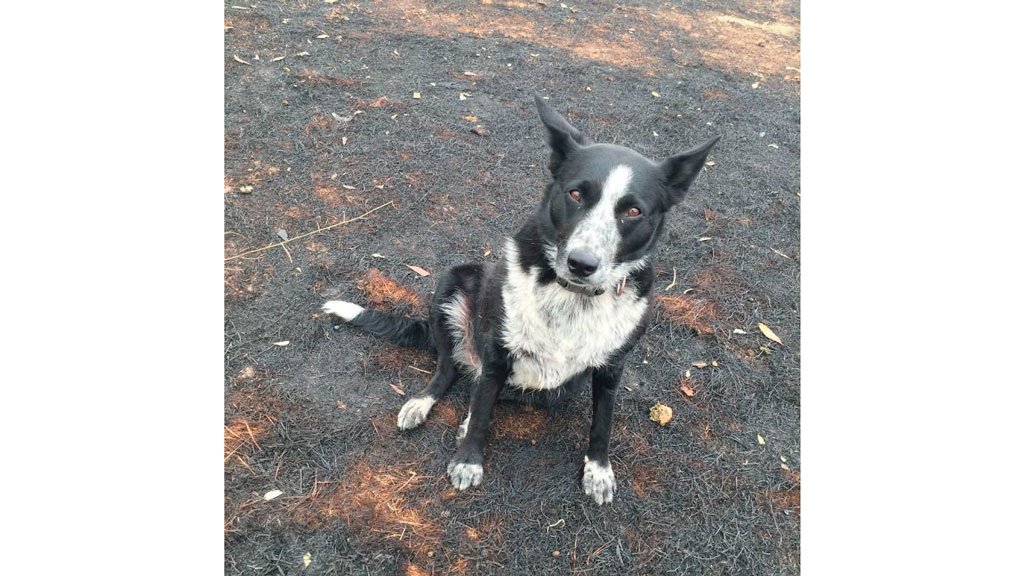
top-left (225, 201), bottom-right (395, 261)
top-left (664, 267), bottom-right (677, 291)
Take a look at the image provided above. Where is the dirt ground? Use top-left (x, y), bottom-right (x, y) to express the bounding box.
top-left (224, 1), bottom-right (800, 574)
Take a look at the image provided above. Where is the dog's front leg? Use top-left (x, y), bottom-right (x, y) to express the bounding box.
top-left (447, 361), bottom-right (510, 490)
top-left (583, 362), bottom-right (623, 505)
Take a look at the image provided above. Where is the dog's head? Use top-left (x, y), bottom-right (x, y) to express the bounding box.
top-left (533, 96), bottom-right (720, 296)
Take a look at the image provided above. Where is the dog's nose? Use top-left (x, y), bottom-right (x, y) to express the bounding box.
top-left (567, 249), bottom-right (600, 278)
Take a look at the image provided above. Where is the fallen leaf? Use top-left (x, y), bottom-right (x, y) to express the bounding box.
top-left (463, 114), bottom-right (479, 122)
top-left (271, 56), bottom-right (285, 62)
top-left (685, 369), bottom-right (691, 378)
top-left (233, 54), bottom-right (251, 65)
top-left (780, 455), bottom-right (787, 462)
top-left (276, 229), bottom-right (289, 241)
top-left (273, 341), bottom-right (290, 346)
top-left (459, 92), bottom-right (470, 100)
top-left (406, 264), bottom-right (430, 277)
top-left (341, 136), bottom-right (348, 145)
top-left (371, 253), bottom-right (385, 258)
top-left (651, 91), bottom-right (661, 97)
top-left (303, 552), bottom-right (312, 567)
top-left (238, 185), bottom-right (254, 194)
top-left (389, 383), bottom-right (406, 396)
top-left (412, 91), bottom-right (421, 99)
top-left (758, 322), bottom-right (783, 344)
top-left (781, 463), bottom-right (790, 471)
top-left (649, 403), bottom-right (673, 426)
top-left (342, 184), bottom-right (356, 190)
top-left (751, 81), bottom-right (760, 89)
top-left (316, 34), bottom-right (329, 39)
top-left (733, 328), bottom-right (748, 334)
top-left (463, 71), bottom-right (478, 77)
top-left (692, 361), bottom-right (708, 368)
top-left (295, 51), bottom-right (310, 57)
top-left (483, 243), bottom-right (492, 256)
top-left (681, 383), bottom-right (695, 397)
top-left (759, 345), bottom-right (773, 355)
top-left (698, 236), bottom-right (712, 242)
top-left (263, 489), bottom-right (283, 501)
top-left (711, 360), bottom-right (719, 367)
top-left (771, 248), bottom-right (791, 259)
top-left (757, 434), bottom-right (766, 445)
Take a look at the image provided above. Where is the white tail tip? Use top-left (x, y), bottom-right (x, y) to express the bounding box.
top-left (322, 300), bottom-right (364, 322)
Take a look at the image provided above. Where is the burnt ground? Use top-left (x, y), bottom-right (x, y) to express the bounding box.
top-left (224, 1), bottom-right (800, 574)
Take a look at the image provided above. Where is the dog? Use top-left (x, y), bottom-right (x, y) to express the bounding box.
top-left (323, 96), bottom-right (719, 505)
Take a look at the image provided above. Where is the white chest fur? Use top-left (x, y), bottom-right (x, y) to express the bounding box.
top-left (500, 242), bottom-right (648, 390)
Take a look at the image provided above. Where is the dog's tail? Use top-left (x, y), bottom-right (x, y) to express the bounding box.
top-left (322, 300), bottom-right (434, 352)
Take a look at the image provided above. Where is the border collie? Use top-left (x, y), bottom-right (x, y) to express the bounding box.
top-left (324, 96), bottom-right (719, 505)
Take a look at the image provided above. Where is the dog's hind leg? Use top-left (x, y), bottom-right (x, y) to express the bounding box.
top-left (397, 265), bottom-right (484, 431)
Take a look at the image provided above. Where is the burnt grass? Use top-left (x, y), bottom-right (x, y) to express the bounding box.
top-left (224, 1), bottom-right (800, 574)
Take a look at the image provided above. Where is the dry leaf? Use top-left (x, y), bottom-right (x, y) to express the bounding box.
top-left (406, 264), bottom-right (430, 277)
top-left (341, 184), bottom-right (356, 190)
top-left (341, 136), bottom-right (348, 145)
top-left (651, 91), bottom-right (661, 97)
top-left (649, 403), bottom-right (673, 426)
top-left (483, 243), bottom-right (492, 256)
top-left (263, 489), bottom-right (283, 500)
top-left (316, 34), bottom-right (329, 39)
top-left (705, 160), bottom-right (716, 167)
top-left (295, 51), bottom-right (310, 57)
top-left (692, 361), bottom-right (708, 368)
top-left (751, 81), bottom-right (760, 89)
top-left (459, 92), bottom-right (470, 100)
top-left (757, 434), bottom-right (766, 445)
top-left (781, 463), bottom-right (790, 471)
top-left (233, 54), bottom-right (251, 65)
top-left (463, 71), bottom-right (478, 77)
top-left (733, 328), bottom-right (748, 334)
top-left (758, 322), bottom-right (783, 344)
top-left (238, 185), bottom-right (254, 194)
top-left (711, 360), bottom-right (719, 367)
top-left (463, 115), bottom-right (478, 122)
top-left (412, 91), bottom-right (421, 99)
top-left (273, 341), bottom-right (290, 346)
top-left (389, 383), bottom-right (406, 396)
top-left (771, 248), bottom-right (791, 259)
top-left (271, 56), bottom-right (285, 62)
top-left (303, 552), bottom-right (312, 567)
top-left (681, 384), bottom-right (695, 397)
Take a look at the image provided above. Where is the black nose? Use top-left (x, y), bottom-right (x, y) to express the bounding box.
top-left (567, 249), bottom-right (600, 278)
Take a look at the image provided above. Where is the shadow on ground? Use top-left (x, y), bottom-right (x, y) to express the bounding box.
top-left (225, 1), bottom-right (800, 574)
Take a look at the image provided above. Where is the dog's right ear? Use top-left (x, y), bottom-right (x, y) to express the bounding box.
top-left (535, 95), bottom-right (592, 174)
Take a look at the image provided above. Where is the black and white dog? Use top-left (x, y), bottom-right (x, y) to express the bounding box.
top-left (324, 96), bottom-right (718, 505)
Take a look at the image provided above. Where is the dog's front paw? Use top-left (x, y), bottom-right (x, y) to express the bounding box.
top-left (582, 456), bottom-right (616, 505)
top-left (322, 300), bottom-right (364, 322)
top-left (447, 459), bottom-right (484, 490)
top-left (397, 396), bottom-right (436, 430)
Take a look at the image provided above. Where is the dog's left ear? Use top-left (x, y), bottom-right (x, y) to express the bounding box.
top-left (535, 95), bottom-right (593, 174)
top-left (660, 135), bottom-right (722, 204)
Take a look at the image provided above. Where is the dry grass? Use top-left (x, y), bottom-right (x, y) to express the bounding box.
top-left (356, 268), bottom-right (427, 315)
top-left (656, 293), bottom-right (719, 335)
top-left (291, 460), bottom-right (442, 561)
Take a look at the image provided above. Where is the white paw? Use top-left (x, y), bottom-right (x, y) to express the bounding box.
top-left (397, 396), bottom-right (436, 430)
top-left (322, 300), bottom-right (364, 322)
top-left (582, 456), bottom-right (616, 505)
top-left (447, 461), bottom-right (484, 490)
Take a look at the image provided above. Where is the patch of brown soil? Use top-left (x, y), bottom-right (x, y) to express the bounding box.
top-left (356, 268), bottom-right (427, 315)
top-left (291, 460), bottom-right (441, 561)
top-left (224, 385), bottom-right (281, 468)
top-left (492, 404), bottom-right (547, 441)
top-left (656, 294), bottom-right (718, 335)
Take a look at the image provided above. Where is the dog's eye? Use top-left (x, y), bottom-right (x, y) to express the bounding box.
top-left (626, 207), bottom-right (642, 218)
top-left (568, 189), bottom-right (583, 202)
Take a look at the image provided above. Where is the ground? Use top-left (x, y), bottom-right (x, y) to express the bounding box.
top-left (224, 1), bottom-right (800, 574)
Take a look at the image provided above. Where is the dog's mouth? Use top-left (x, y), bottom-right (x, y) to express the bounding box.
top-left (555, 276), bottom-right (605, 297)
